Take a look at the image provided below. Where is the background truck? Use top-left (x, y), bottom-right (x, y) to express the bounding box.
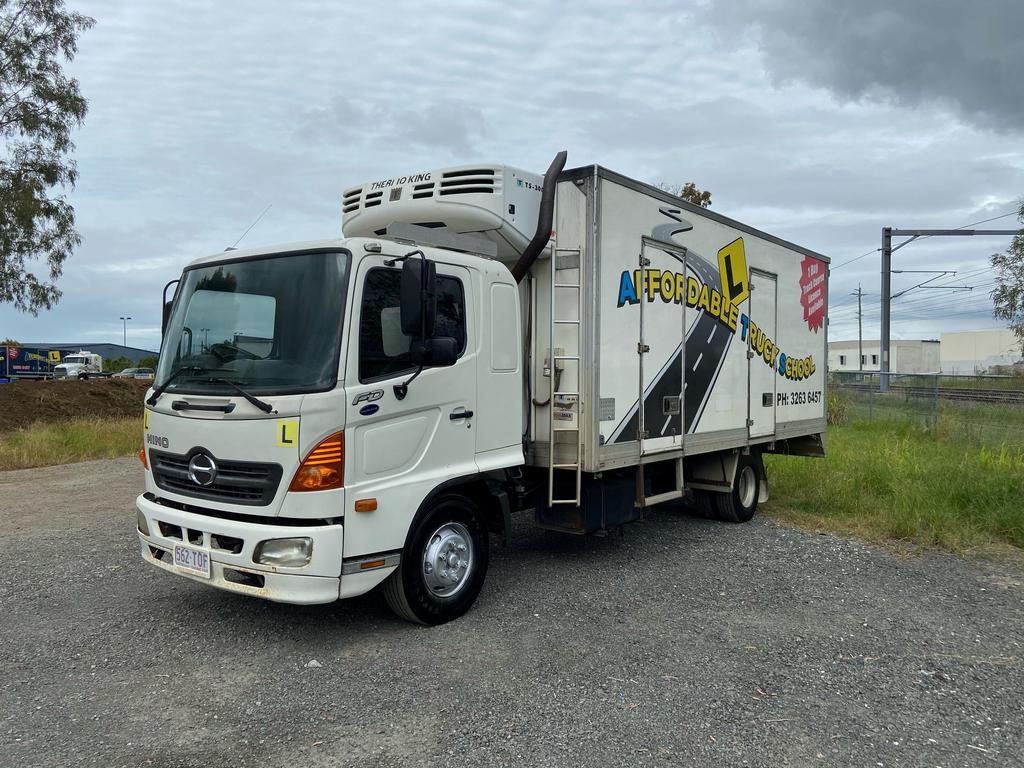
top-left (0, 345), bottom-right (64, 380)
top-left (138, 152), bottom-right (829, 624)
top-left (53, 351), bottom-right (104, 380)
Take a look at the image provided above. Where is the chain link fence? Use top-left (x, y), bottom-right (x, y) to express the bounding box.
top-left (830, 371), bottom-right (1024, 449)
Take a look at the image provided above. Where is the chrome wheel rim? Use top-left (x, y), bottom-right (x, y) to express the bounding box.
top-left (737, 465), bottom-right (757, 510)
top-left (422, 522), bottom-right (474, 598)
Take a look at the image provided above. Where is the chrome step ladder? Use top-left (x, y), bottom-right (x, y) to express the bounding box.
top-left (547, 246), bottom-right (584, 507)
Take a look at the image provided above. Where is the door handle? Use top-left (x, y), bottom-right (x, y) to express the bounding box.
top-left (449, 409), bottom-right (474, 421)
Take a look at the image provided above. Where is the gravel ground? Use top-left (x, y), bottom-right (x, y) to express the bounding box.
top-left (1, 458), bottom-right (1022, 767)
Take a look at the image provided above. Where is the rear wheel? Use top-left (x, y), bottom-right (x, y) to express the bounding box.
top-left (383, 494), bottom-right (489, 625)
top-left (713, 453), bottom-right (761, 523)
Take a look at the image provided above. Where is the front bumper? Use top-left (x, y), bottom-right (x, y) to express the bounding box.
top-left (136, 493), bottom-right (344, 605)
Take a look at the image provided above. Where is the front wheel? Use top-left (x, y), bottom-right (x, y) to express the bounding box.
top-left (78, 373), bottom-right (88, 380)
top-left (383, 494), bottom-right (489, 625)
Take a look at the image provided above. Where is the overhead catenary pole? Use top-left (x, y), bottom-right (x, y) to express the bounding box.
top-left (879, 227), bottom-right (1018, 393)
top-left (880, 229), bottom-right (891, 390)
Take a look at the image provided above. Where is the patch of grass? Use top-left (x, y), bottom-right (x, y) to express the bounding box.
top-left (0, 417), bottom-right (141, 470)
top-left (764, 420), bottom-right (1024, 555)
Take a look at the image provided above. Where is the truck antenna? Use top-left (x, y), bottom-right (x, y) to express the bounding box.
top-left (227, 204), bottom-right (273, 250)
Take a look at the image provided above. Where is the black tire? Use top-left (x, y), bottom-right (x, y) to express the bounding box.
top-left (78, 373), bottom-right (88, 380)
top-left (383, 494), bottom-right (489, 625)
top-left (713, 453), bottom-right (761, 523)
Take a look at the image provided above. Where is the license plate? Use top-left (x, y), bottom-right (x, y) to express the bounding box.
top-left (172, 544), bottom-right (211, 578)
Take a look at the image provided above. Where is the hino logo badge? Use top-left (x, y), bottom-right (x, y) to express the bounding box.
top-left (187, 453), bottom-right (218, 486)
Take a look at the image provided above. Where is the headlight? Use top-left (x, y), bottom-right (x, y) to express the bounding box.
top-left (253, 537), bottom-right (313, 567)
top-left (137, 510), bottom-right (150, 536)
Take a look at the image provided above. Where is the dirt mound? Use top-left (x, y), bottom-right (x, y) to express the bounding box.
top-left (0, 379), bottom-right (149, 433)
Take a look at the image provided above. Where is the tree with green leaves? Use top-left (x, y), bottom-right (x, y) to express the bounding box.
top-left (103, 355), bottom-right (133, 373)
top-left (1, 0), bottom-right (94, 314)
top-left (655, 181), bottom-right (712, 208)
top-left (990, 201), bottom-right (1024, 360)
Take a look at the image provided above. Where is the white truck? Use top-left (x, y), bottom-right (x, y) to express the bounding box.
top-left (53, 351), bottom-right (104, 379)
top-left (137, 153), bottom-right (829, 624)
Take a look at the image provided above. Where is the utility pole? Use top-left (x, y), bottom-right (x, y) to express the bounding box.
top-left (879, 227), bottom-right (1017, 393)
top-left (851, 284), bottom-right (867, 372)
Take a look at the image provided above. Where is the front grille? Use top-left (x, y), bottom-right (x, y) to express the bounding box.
top-left (150, 450), bottom-right (283, 506)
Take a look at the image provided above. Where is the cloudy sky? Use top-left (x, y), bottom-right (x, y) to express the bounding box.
top-left (2, 0), bottom-right (1022, 352)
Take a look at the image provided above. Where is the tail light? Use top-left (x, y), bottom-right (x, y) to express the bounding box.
top-left (290, 432), bottom-right (344, 491)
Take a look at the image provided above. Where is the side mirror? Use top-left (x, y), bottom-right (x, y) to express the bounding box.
top-left (410, 337), bottom-right (458, 368)
top-left (400, 256), bottom-right (437, 338)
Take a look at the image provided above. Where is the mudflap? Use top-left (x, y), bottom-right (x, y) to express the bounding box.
top-left (535, 469), bottom-right (639, 535)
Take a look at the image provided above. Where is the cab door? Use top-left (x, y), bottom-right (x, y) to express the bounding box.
top-left (342, 253), bottom-right (477, 556)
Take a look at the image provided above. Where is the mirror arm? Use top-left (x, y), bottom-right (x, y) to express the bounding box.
top-left (393, 366), bottom-right (423, 401)
top-left (384, 248), bottom-right (425, 268)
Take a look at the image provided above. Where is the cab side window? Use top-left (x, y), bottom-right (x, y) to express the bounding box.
top-left (358, 268), bottom-right (466, 382)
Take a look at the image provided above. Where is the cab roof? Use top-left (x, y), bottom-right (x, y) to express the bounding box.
top-left (184, 237), bottom-right (514, 277)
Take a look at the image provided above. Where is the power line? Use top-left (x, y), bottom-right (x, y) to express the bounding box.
top-left (829, 265), bottom-right (994, 316)
top-left (891, 288), bottom-right (997, 317)
top-left (831, 205), bottom-right (1019, 272)
top-left (831, 247), bottom-right (879, 270)
top-left (887, 267), bottom-right (994, 310)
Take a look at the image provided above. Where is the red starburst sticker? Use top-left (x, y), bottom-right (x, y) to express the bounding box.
top-left (799, 256), bottom-right (826, 332)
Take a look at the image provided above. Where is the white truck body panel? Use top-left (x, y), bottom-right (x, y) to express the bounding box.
top-left (526, 167), bottom-right (828, 472)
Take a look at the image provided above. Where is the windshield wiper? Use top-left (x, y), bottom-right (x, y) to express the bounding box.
top-left (147, 367), bottom-right (275, 413)
top-left (146, 366), bottom-right (208, 406)
top-left (203, 377), bottom-right (276, 414)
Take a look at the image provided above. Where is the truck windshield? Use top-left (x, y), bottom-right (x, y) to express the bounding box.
top-left (64, 356), bottom-right (86, 364)
top-left (155, 250), bottom-right (351, 396)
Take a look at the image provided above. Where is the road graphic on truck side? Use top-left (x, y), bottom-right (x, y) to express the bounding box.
top-left (608, 216), bottom-right (735, 443)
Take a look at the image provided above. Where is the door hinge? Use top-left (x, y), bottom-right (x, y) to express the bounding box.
top-left (639, 254), bottom-right (651, 266)
top-left (638, 343), bottom-right (650, 354)
top-left (746, 418), bottom-right (754, 427)
top-left (640, 429), bottom-right (650, 439)
top-left (747, 350), bottom-right (755, 359)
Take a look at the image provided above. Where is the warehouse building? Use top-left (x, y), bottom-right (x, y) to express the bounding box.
top-left (940, 328), bottom-right (1022, 374)
top-left (827, 339), bottom-right (940, 374)
top-left (16, 343), bottom-right (158, 365)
